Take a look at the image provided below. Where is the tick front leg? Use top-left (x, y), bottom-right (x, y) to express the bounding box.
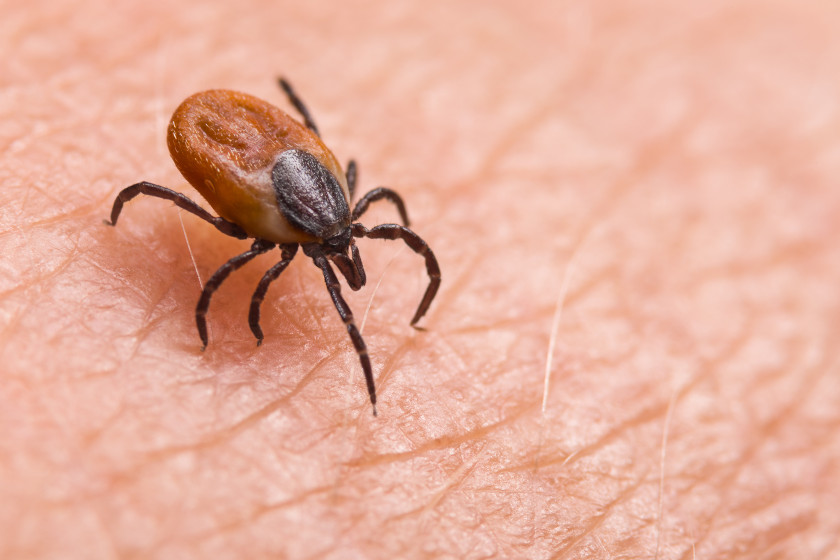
top-left (351, 188), bottom-right (410, 226)
top-left (278, 77), bottom-right (320, 137)
top-left (352, 223), bottom-right (440, 325)
top-left (346, 160), bottom-right (357, 200)
top-left (303, 243), bottom-right (377, 416)
top-left (248, 243), bottom-right (298, 345)
top-left (196, 239), bottom-right (275, 349)
top-left (107, 181), bottom-right (247, 239)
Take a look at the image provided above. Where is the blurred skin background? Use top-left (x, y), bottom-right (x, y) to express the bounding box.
top-left (1, 1), bottom-right (839, 558)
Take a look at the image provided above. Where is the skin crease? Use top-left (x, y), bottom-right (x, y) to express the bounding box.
top-left (1, 0), bottom-right (839, 558)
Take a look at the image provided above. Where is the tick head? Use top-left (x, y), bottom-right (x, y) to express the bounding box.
top-left (322, 226), bottom-right (352, 256)
top-left (272, 149), bottom-right (351, 241)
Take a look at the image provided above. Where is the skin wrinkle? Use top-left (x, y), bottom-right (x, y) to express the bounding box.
top-left (687, 353), bottom-right (835, 553)
top-left (390, 443), bottom-right (488, 523)
top-left (523, 318), bottom-right (754, 474)
top-left (96, 348), bottom-right (344, 486)
top-left (253, 266), bottom-right (310, 339)
top-left (431, 329), bottom-right (473, 374)
top-left (688, 240), bottom-right (823, 286)
top-left (439, 260), bottom-right (619, 338)
top-left (364, 334), bottom-right (413, 400)
top-left (456, 93), bottom-right (564, 199)
top-left (0, 237), bottom-right (74, 301)
top-left (3, 1), bottom-right (840, 558)
top-left (345, 401), bottom-right (538, 469)
top-left (550, 473), bottom-right (653, 560)
top-left (187, 484), bottom-right (336, 544)
top-left (691, 420), bottom-right (824, 550)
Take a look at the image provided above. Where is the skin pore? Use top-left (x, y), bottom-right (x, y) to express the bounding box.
top-left (1, 1), bottom-right (839, 558)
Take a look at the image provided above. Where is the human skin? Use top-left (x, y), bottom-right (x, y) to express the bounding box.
top-left (1, 1), bottom-right (839, 558)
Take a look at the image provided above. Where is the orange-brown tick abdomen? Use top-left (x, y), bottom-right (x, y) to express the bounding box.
top-left (167, 90), bottom-right (350, 243)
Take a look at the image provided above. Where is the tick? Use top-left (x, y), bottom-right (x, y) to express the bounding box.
top-left (107, 78), bottom-right (441, 416)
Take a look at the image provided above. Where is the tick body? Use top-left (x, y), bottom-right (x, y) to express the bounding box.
top-left (108, 79), bottom-right (441, 416)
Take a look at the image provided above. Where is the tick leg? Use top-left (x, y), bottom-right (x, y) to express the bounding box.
top-left (107, 181), bottom-right (247, 239)
top-left (196, 239), bottom-right (276, 349)
top-left (351, 223), bottom-right (440, 325)
top-left (303, 243), bottom-right (377, 416)
top-left (278, 77), bottom-right (320, 137)
top-left (248, 243), bottom-right (299, 345)
top-left (346, 160), bottom-right (357, 200)
top-left (328, 239), bottom-right (366, 291)
top-left (351, 188), bottom-right (410, 226)
top-left (351, 241), bottom-right (366, 287)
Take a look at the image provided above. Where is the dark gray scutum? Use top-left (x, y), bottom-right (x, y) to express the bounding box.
top-left (272, 150), bottom-right (349, 239)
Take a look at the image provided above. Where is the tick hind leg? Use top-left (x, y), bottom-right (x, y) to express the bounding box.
top-left (303, 243), bottom-right (377, 416)
top-left (107, 181), bottom-right (247, 239)
top-left (351, 223), bottom-right (440, 325)
top-left (278, 78), bottom-right (320, 137)
top-left (248, 243), bottom-right (299, 345)
top-left (196, 239), bottom-right (276, 349)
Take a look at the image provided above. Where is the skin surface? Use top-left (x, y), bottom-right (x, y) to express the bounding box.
top-left (1, 1), bottom-right (839, 559)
